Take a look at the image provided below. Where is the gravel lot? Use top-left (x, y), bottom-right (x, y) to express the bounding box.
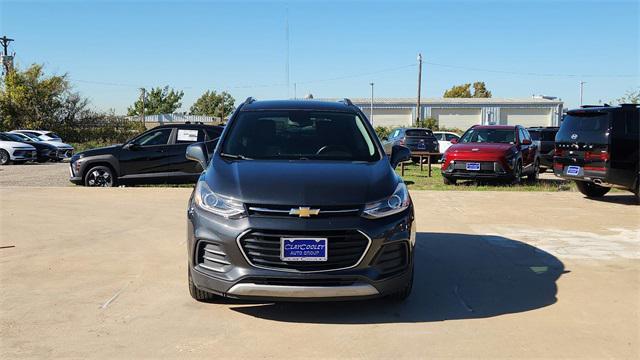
top-left (0, 162), bottom-right (71, 187)
top-left (1, 188), bottom-right (638, 358)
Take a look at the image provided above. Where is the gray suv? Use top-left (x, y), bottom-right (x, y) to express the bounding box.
top-left (185, 98), bottom-right (415, 302)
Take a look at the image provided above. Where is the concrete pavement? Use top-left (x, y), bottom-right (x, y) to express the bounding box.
top-left (1, 187), bottom-right (638, 358)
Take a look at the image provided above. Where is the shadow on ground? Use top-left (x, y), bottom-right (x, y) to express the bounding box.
top-left (229, 232), bottom-right (565, 324)
top-left (583, 193), bottom-right (639, 206)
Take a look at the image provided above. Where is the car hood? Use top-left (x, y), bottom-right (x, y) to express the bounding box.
top-left (205, 157), bottom-right (398, 206)
top-left (77, 144), bottom-right (122, 157)
top-left (0, 141), bottom-right (36, 150)
top-left (448, 143), bottom-right (515, 154)
top-left (44, 141), bottom-right (74, 149)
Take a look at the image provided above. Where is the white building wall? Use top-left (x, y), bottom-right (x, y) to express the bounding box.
top-left (431, 108), bottom-right (482, 130)
top-left (499, 108), bottom-right (552, 127)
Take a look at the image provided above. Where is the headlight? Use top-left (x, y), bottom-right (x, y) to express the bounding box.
top-left (194, 180), bottom-right (246, 219)
top-left (362, 182), bottom-right (411, 219)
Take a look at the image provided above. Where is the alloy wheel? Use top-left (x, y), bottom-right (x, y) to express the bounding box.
top-left (85, 167), bottom-right (114, 187)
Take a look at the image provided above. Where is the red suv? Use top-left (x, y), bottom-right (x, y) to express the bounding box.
top-left (441, 125), bottom-right (539, 184)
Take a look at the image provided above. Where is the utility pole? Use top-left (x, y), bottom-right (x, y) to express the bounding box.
top-left (0, 35), bottom-right (15, 75)
top-left (579, 81), bottom-right (586, 106)
top-left (369, 82), bottom-right (374, 125)
top-left (416, 53), bottom-right (423, 126)
top-left (139, 88), bottom-right (146, 125)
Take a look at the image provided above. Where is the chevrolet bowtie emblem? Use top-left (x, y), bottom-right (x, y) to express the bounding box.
top-left (289, 207), bottom-right (320, 217)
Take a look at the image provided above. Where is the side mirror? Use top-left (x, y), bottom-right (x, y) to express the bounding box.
top-left (123, 143), bottom-right (140, 151)
top-left (186, 142), bottom-right (209, 170)
top-left (450, 138), bottom-right (458, 144)
top-left (521, 139), bottom-right (532, 145)
top-left (390, 145), bottom-right (411, 169)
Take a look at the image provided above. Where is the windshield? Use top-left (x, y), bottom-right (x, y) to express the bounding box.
top-left (220, 110), bottom-right (380, 161)
top-left (405, 129), bottom-right (433, 137)
top-left (459, 128), bottom-right (516, 144)
top-left (3, 133), bottom-right (27, 142)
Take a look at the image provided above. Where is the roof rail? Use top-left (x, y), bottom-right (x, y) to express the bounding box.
top-left (339, 98), bottom-right (354, 106)
top-left (621, 103), bottom-right (640, 108)
top-left (581, 104), bottom-right (609, 108)
top-left (243, 97), bottom-right (256, 105)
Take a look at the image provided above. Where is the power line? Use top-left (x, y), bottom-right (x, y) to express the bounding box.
top-left (423, 60), bottom-right (639, 78)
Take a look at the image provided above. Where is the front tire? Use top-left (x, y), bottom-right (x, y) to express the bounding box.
top-left (443, 176), bottom-right (457, 185)
top-left (84, 165), bottom-right (116, 187)
top-left (388, 269), bottom-right (413, 302)
top-left (188, 268), bottom-right (218, 302)
top-left (575, 181), bottom-right (610, 198)
top-left (511, 160), bottom-right (523, 185)
top-left (0, 150), bottom-right (10, 165)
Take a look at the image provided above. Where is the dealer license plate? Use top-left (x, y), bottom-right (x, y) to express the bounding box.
top-left (566, 166), bottom-right (581, 176)
top-left (417, 141), bottom-right (426, 150)
top-left (466, 162), bottom-right (481, 171)
top-left (281, 238), bottom-right (328, 262)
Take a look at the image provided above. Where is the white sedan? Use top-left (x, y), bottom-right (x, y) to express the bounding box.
top-left (433, 131), bottom-right (461, 155)
top-left (0, 133), bottom-right (37, 165)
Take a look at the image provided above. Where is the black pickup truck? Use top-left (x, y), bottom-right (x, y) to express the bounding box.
top-left (554, 104), bottom-right (639, 202)
top-left (528, 127), bottom-right (559, 172)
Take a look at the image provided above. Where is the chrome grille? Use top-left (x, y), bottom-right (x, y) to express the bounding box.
top-left (238, 230), bottom-right (370, 272)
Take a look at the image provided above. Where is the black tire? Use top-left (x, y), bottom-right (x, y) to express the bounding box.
top-left (84, 165), bottom-right (116, 187)
top-left (527, 159), bottom-right (539, 182)
top-left (388, 269), bottom-right (413, 302)
top-left (443, 176), bottom-right (457, 185)
top-left (511, 160), bottom-right (523, 185)
top-left (12, 160), bottom-right (26, 165)
top-left (575, 181), bottom-right (610, 198)
top-left (0, 150), bottom-right (10, 165)
top-left (188, 268), bottom-right (218, 302)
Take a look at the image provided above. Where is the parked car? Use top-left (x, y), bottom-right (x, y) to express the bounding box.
top-left (0, 133), bottom-right (37, 165)
top-left (11, 130), bottom-right (63, 142)
top-left (383, 127), bottom-right (439, 162)
top-left (433, 131), bottom-right (461, 156)
top-left (1, 132), bottom-right (61, 163)
top-left (9, 130), bottom-right (74, 160)
top-left (69, 123), bottom-right (223, 187)
top-left (184, 98), bottom-right (414, 302)
top-left (527, 127), bottom-right (559, 172)
top-left (441, 125), bottom-right (539, 184)
top-left (554, 104), bottom-right (639, 202)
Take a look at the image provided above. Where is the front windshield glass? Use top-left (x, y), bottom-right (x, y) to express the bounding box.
top-left (459, 128), bottom-right (516, 144)
top-left (221, 110), bottom-right (380, 161)
top-left (4, 133), bottom-right (27, 142)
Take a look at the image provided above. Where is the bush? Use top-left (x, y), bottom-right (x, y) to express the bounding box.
top-left (374, 126), bottom-right (392, 140)
top-left (55, 113), bottom-right (146, 143)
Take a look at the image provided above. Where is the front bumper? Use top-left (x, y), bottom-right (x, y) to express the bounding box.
top-left (441, 159), bottom-right (514, 180)
top-left (10, 150), bottom-right (37, 161)
top-left (188, 204), bottom-right (415, 301)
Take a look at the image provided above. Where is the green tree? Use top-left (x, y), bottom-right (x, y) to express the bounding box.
top-left (127, 86), bottom-right (184, 116)
top-left (0, 64), bottom-right (84, 130)
top-left (443, 82), bottom-right (492, 98)
top-left (472, 81), bottom-right (492, 98)
top-left (616, 88), bottom-right (640, 104)
top-left (443, 83), bottom-right (471, 98)
top-left (190, 90), bottom-right (235, 119)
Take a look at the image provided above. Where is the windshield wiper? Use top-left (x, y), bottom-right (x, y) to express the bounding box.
top-left (220, 153), bottom-right (253, 160)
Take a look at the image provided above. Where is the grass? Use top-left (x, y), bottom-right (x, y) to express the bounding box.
top-left (397, 163), bottom-right (577, 192)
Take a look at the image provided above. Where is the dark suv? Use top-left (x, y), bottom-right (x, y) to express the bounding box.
top-left (527, 126), bottom-right (559, 172)
top-left (383, 127), bottom-right (439, 162)
top-left (69, 123), bottom-right (223, 186)
top-left (554, 104), bottom-right (639, 202)
top-left (184, 98), bottom-right (415, 302)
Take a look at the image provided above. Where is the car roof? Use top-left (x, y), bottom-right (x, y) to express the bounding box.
top-left (241, 99), bottom-right (356, 112)
top-left (472, 125), bottom-right (517, 130)
top-left (153, 123), bottom-right (223, 130)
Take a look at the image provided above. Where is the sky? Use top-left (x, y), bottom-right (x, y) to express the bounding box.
top-left (1, 0), bottom-right (638, 114)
